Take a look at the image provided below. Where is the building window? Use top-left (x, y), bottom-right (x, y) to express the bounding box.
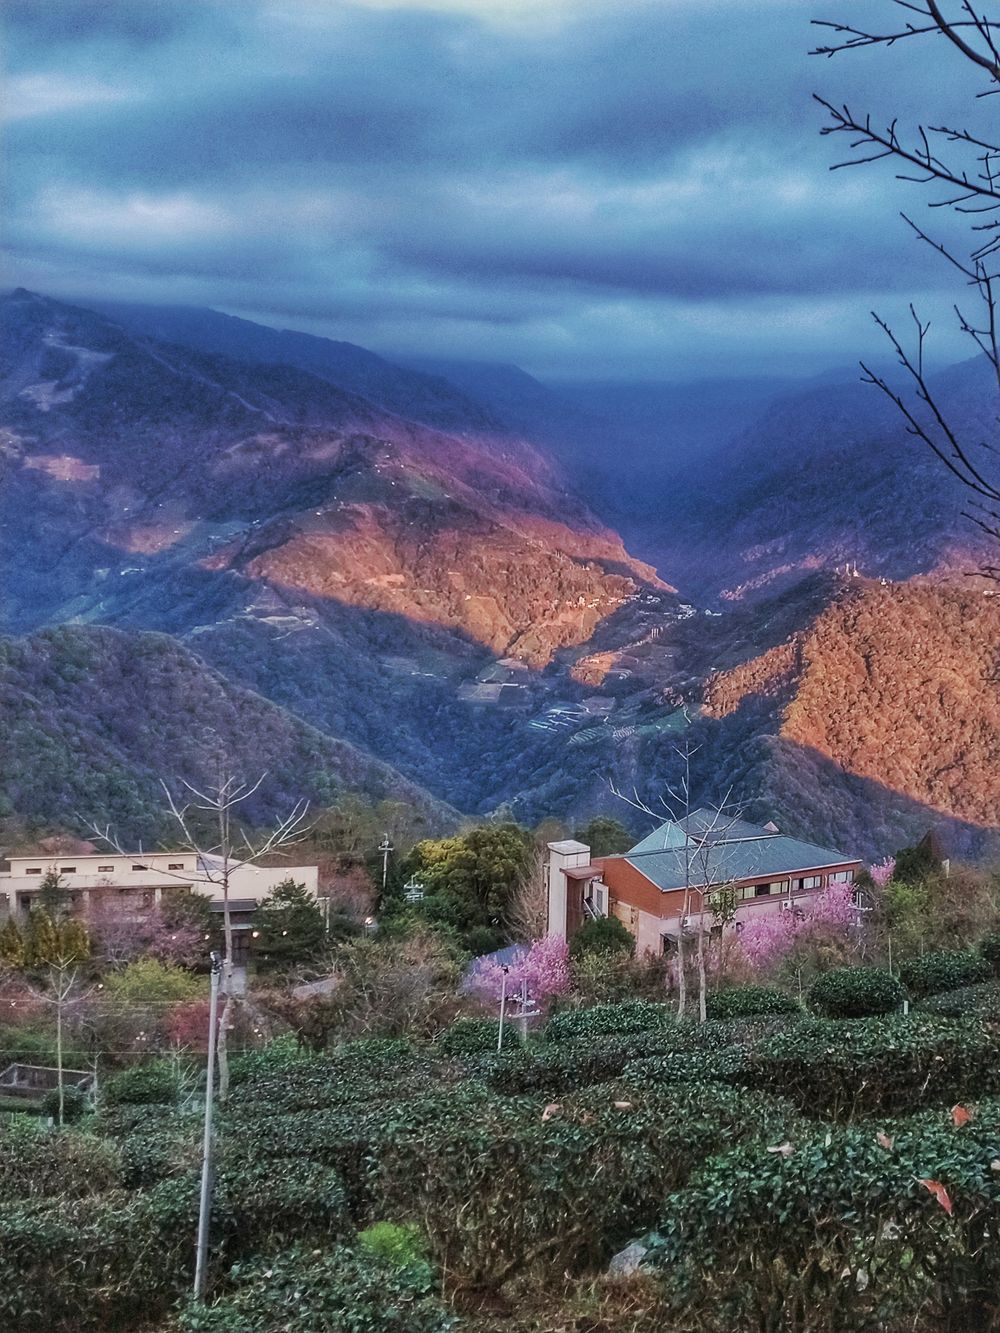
top-left (98, 866), bottom-right (114, 873)
top-left (709, 924), bottom-right (723, 938)
top-left (803, 875), bottom-right (822, 889)
top-left (132, 864), bottom-right (148, 872)
top-left (24, 868), bottom-right (41, 875)
top-left (754, 883), bottom-right (771, 897)
top-left (60, 867), bottom-right (76, 874)
top-left (167, 863), bottom-right (185, 871)
top-left (829, 870), bottom-right (853, 884)
top-left (661, 933), bottom-right (678, 955)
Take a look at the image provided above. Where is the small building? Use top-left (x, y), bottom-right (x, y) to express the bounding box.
top-left (545, 812), bottom-right (862, 954)
top-left (0, 851), bottom-right (319, 923)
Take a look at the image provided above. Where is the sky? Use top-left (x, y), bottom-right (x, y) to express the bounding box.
top-left (0, 0), bottom-right (982, 380)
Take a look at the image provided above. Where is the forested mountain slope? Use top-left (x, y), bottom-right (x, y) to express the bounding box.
top-left (0, 625), bottom-right (453, 845)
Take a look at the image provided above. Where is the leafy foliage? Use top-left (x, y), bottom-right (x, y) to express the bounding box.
top-left (705, 986), bottom-right (799, 1020)
top-left (899, 949), bottom-right (991, 999)
top-left (254, 879), bottom-right (326, 968)
top-left (808, 966), bottom-right (905, 1018)
top-left (569, 914), bottom-right (636, 959)
top-left (545, 1000), bottom-right (672, 1044)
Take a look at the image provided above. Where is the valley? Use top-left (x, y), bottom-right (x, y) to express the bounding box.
top-left (0, 288), bottom-right (996, 862)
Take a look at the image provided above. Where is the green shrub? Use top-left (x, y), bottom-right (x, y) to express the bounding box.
top-left (358, 1221), bottom-right (433, 1291)
top-left (705, 986), bottom-right (799, 1020)
top-left (745, 1015), bottom-right (1000, 1119)
top-left (899, 949), bottom-right (990, 999)
top-left (227, 1036), bottom-right (308, 1087)
top-left (808, 967), bottom-right (904, 1018)
top-left (372, 1081), bottom-right (799, 1289)
top-left (917, 981), bottom-right (1000, 1021)
top-left (102, 1059), bottom-right (179, 1107)
top-left (102, 958), bottom-right (204, 1004)
top-left (646, 1111), bottom-right (1000, 1330)
top-left (473, 1042), bottom-right (630, 1096)
top-left (545, 1000), bottom-right (672, 1043)
top-left (979, 931), bottom-right (1000, 974)
top-left (434, 1016), bottom-right (516, 1055)
top-left (569, 915), bottom-right (636, 959)
top-left (41, 1083), bottom-right (88, 1122)
top-left (0, 1119), bottom-right (121, 1201)
top-left (176, 1245), bottom-right (456, 1333)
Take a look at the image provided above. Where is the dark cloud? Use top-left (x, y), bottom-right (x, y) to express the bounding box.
top-left (0, 0), bottom-right (977, 377)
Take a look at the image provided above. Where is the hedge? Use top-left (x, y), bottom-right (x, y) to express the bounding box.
top-left (176, 1245), bottom-right (456, 1333)
top-left (0, 1120), bottom-right (121, 1202)
top-left (433, 1017), bottom-right (517, 1056)
top-left (545, 1000), bottom-right (672, 1043)
top-left (372, 1081), bottom-right (800, 1288)
top-left (0, 1161), bottom-right (351, 1331)
top-left (808, 967), bottom-right (905, 1018)
top-left (917, 981), bottom-right (1000, 1021)
top-left (646, 1110), bottom-right (1000, 1330)
top-left (705, 986), bottom-right (800, 1020)
top-left (899, 950), bottom-right (991, 999)
top-left (979, 931), bottom-right (1000, 974)
top-left (744, 1015), bottom-right (1000, 1119)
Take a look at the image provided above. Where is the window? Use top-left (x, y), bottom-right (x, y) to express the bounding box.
top-left (709, 924), bottom-right (723, 938)
top-left (132, 864), bottom-right (148, 872)
top-left (24, 868), bottom-right (41, 875)
top-left (829, 870), bottom-right (854, 884)
top-left (661, 934), bottom-right (678, 956)
top-left (60, 866), bottom-right (76, 874)
top-left (167, 863), bottom-right (185, 871)
top-left (98, 866), bottom-right (114, 873)
top-left (754, 883), bottom-right (771, 897)
top-left (800, 875), bottom-right (822, 890)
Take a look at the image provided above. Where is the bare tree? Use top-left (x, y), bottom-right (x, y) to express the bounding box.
top-left (508, 847), bottom-right (549, 943)
top-left (89, 770), bottom-right (310, 1102)
top-left (28, 940), bottom-right (93, 1126)
top-left (813, 0), bottom-right (1000, 573)
top-left (611, 746), bottom-right (740, 1022)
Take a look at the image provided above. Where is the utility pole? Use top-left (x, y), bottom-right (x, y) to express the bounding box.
top-left (194, 950), bottom-right (223, 1303)
top-left (378, 834), bottom-right (393, 894)
top-left (497, 965), bottom-right (509, 1052)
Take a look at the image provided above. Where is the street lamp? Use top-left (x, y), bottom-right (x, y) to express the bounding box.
top-left (194, 950), bottom-right (223, 1302)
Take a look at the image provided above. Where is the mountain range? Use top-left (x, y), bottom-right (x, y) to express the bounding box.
top-left (1, 287), bottom-right (996, 860)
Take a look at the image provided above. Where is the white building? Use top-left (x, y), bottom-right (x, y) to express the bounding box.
top-left (0, 850), bottom-right (319, 920)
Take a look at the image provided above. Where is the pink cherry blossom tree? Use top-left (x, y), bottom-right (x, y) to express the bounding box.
top-left (470, 934), bottom-right (570, 1005)
top-left (870, 857), bottom-right (896, 889)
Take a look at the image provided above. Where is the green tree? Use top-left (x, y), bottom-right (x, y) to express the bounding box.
top-left (37, 870), bottom-right (70, 920)
top-left (407, 823), bottom-right (534, 950)
top-left (573, 816), bottom-right (632, 858)
top-left (256, 879), bottom-right (327, 968)
top-left (0, 918), bottom-right (26, 968)
top-left (103, 958), bottom-right (203, 1004)
top-left (569, 914), bottom-right (636, 959)
top-left (27, 908), bottom-right (59, 967)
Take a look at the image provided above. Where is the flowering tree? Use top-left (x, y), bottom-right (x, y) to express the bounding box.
top-left (86, 899), bottom-right (204, 970)
top-left (738, 884), bottom-right (855, 972)
top-left (870, 857), bottom-right (896, 889)
top-left (469, 935), bottom-right (570, 1005)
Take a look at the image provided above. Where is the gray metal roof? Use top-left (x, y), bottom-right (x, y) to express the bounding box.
top-left (612, 816), bottom-right (859, 891)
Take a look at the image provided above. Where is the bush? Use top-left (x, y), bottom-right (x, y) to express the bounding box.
top-left (979, 931), bottom-right (1000, 974)
top-left (808, 967), bottom-right (904, 1018)
top-left (704, 986), bottom-right (799, 1020)
top-left (646, 1110), bottom-right (1000, 1330)
top-left (41, 1083), bottom-right (88, 1122)
top-left (102, 958), bottom-right (203, 1004)
top-left (176, 1245), bottom-right (456, 1333)
top-left (473, 1042), bottom-right (631, 1096)
top-left (916, 980), bottom-right (1000, 1021)
top-left (545, 1000), bottom-right (672, 1043)
top-left (372, 1080), bottom-right (800, 1289)
top-left (434, 1017), bottom-right (516, 1055)
top-left (899, 949), bottom-right (990, 998)
top-left (745, 1015), bottom-right (1000, 1118)
top-left (357, 1221), bottom-right (433, 1291)
top-left (0, 1119), bottom-right (121, 1201)
top-left (102, 1059), bottom-right (179, 1107)
top-left (569, 915), bottom-right (636, 959)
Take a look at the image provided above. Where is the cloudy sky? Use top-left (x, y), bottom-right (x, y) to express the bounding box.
top-left (1, 0), bottom-right (977, 379)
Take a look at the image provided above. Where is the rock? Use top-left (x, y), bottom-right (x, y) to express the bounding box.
top-left (608, 1240), bottom-right (647, 1276)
